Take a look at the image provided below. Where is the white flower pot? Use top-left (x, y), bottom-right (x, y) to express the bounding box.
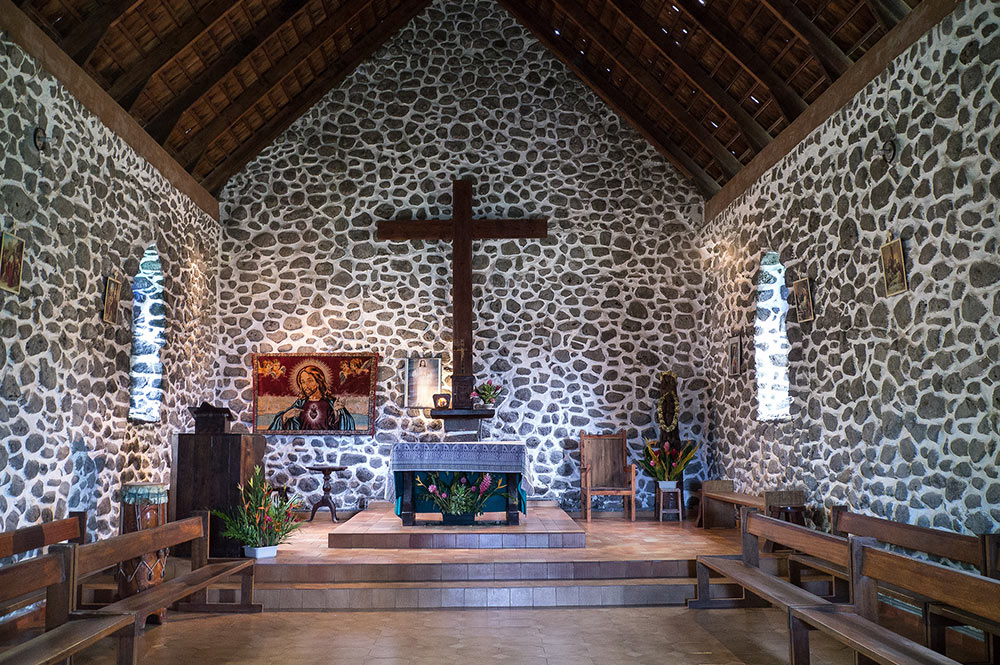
top-left (658, 480), bottom-right (678, 490)
top-left (243, 545), bottom-right (278, 559)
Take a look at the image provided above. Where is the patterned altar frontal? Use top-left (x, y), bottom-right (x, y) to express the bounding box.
top-left (387, 441), bottom-right (532, 503)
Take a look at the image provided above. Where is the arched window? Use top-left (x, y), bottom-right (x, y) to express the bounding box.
top-left (129, 246), bottom-right (165, 422)
top-left (754, 251), bottom-right (790, 421)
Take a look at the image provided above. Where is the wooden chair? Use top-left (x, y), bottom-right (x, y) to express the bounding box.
top-left (579, 431), bottom-right (635, 522)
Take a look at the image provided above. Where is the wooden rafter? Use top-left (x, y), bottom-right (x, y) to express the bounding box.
top-left (547, 0), bottom-right (743, 178)
top-left (759, 0), bottom-right (853, 80)
top-left (107, 0), bottom-right (237, 110)
top-left (174, 0), bottom-right (375, 169)
top-left (199, 0), bottom-right (433, 194)
top-left (59, 0), bottom-right (141, 64)
top-left (606, 0), bottom-right (771, 152)
top-left (144, 0), bottom-right (313, 143)
top-left (670, 0), bottom-right (807, 123)
top-left (497, 0), bottom-right (719, 198)
top-left (865, 0), bottom-right (910, 30)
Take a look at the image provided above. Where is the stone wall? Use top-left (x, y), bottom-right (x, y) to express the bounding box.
top-left (696, 0), bottom-right (1000, 533)
top-left (216, 0), bottom-right (707, 513)
top-left (0, 34), bottom-right (221, 540)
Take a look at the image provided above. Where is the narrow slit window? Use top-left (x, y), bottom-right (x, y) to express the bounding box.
top-left (129, 246), bottom-right (165, 422)
top-left (755, 251), bottom-right (791, 421)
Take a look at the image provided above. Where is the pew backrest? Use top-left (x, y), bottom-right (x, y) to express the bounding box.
top-left (832, 506), bottom-right (982, 566)
top-left (853, 538), bottom-right (1000, 626)
top-left (0, 554), bottom-right (64, 605)
top-left (76, 516), bottom-right (204, 578)
top-left (746, 511), bottom-right (850, 568)
top-left (0, 512), bottom-right (86, 560)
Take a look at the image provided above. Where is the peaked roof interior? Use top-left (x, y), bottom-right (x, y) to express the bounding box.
top-left (20, 0), bottom-right (919, 197)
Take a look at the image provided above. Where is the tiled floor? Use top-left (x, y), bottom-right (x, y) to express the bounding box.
top-left (265, 505), bottom-right (740, 565)
top-left (72, 606), bottom-right (854, 664)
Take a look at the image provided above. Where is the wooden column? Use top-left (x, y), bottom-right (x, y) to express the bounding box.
top-left (450, 179), bottom-right (475, 410)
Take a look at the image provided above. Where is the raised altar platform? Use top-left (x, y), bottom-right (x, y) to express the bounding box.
top-left (329, 501), bottom-right (585, 549)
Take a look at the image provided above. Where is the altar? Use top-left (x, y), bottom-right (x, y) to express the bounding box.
top-left (388, 440), bottom-right (530, 526)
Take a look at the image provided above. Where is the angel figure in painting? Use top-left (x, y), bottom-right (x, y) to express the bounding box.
top-left (268, 365), bottom-right (356, 431)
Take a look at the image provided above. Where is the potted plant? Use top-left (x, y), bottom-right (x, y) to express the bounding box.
top-left (212, 466), bottom-right (303, 558)
top-left (471, 380), bottom-right (504, 406)
top-left (416, 472), bottom-right (510, 524)
top-left (637, 439), bottom-right (699, 490)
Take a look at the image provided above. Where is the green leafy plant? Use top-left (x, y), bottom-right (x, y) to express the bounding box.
top-left (471, 380), bottom-right (504, 405)
top-left (211, 466), bottom-right (303, 548)
top-left (637, 439), bottom-right (699, 482)
top-left (416, 471), bottom-right (510, 515)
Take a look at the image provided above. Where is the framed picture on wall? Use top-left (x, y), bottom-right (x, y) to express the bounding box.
top-left (880, 236), bottom-right (908, 296)
top-left (404, 357), bottom-right (441, 408)
top-left (103, 275), bottom-right (122, 324)
top-left (252, 352), bottom-right (379, 435)
top-left (791, 278), bottom-right (814, 323)
top-left (0, 231), bottom-right (25, 294)
top-left (728, 336), bottom-right (741, 376)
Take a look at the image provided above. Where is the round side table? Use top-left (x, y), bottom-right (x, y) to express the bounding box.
top-left (305, 465), bottom-right (347, 522)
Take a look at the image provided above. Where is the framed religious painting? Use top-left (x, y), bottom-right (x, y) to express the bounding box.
top-left (103, 275), bottom-right (122, 324)
top-left (727, 335), bottom-right (741, 376)
top-left (0, 231), bottom-right (25, 294)
top-left (252, 352), bottom-right (379, 435)
top-left (791, 277), bottom-right (814, 323)
top-left (404, 356), bottom-right (441, 408)
top-left (880, 236), bottom-right (907, 296)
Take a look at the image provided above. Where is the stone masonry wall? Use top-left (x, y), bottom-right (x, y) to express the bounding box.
top-left (216, 0), bottom-right (708, 513)
top-left (696, 0), bottom-right (1000, 533)
top-left (0, 34), bottom-right (221, 541)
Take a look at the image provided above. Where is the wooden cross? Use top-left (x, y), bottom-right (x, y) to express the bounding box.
top-left (377, 179), bottom-right (548, 410)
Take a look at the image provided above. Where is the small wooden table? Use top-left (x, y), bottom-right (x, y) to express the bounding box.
top-left (655, 486), bottom-right (684, 522)
top-left (306, 466), bottom-right (347, 522)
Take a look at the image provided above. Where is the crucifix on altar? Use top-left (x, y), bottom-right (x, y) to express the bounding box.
top-left (377, 178), bottom-right (548, 431)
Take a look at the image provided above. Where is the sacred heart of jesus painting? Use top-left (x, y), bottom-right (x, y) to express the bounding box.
top-left (252, 353), bottom-right (379, 435)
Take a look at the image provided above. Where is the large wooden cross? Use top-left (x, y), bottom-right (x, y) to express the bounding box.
top-left (377, 178), bottom-right (548, 410)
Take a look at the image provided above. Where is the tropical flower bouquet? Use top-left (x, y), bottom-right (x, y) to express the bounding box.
top-left (471, 380), bottom-right (504, 406)
top-left (417, 471), bottom-right (510, 524)
top-left (637, 439), bottom-right (699, 487)
top-left (212, 466), bottom-right (303, 558)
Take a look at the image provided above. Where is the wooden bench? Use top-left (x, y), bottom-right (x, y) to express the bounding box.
top-left (789, 536), bottom-right (1000, 665)
top-left (696, 479), bottom-right (805, 529)
top-left (0, 546), bottom-right (135, 665)
top-left (687, 507), bottom-right (849, 612)
top-left (0, 512), bottom-right (87, 637)
top-left (788, 506), bottom-right (998, 662)
top-left (73, 511), bottom-right (260, 636)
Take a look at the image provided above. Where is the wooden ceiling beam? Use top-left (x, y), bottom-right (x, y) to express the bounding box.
top-left (606, 0), bottom-right (771, 152)
top-left (108, 0), bottom-right (237, 110)
top-left (175, 0), bottom-right (375, 169)
top-left (497, 0), bottom-right (719, 198)
top-left (200, 0), bottom-right (433, 194)
top-left (548, 0), bottom-right (742, 178)
top-left (669, 0), bottom-right (807, 123)
top-left (59, 0), bottom-right (142, 64)
top-left (865, 0), bottom-right (910, 31)
top-left (759, 0), bottom-right (853, 80)
top-left (144, 0), bottom-right (313, 143)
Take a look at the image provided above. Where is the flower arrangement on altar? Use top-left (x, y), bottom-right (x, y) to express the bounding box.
top-left (212, 466), bottom-right (303, 551)
top-left (416, 471), bottom-right (509, 515)
top-left (471, 380), bottom-right (503, 405)
top-left (637, 439), bottom-right (699, 482)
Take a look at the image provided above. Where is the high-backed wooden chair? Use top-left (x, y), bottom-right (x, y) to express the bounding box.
top-left (579, 431), bottom-right (635, 522)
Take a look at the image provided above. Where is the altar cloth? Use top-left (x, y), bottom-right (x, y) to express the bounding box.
top-left (387, 440), bottom-right (531, 514)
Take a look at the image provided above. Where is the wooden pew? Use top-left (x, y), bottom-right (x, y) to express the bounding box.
top-left (75, 512), bottom-right (260, 632)
top-left (787, 506), bottom-right (997, 662)
top-left (0, 512), bottom-right (87, 637)
top-left (788, 536), bottom-right (1000, 665)
top-left (0, 547), bottom-right (135, 665)
top-left (687, 508), bottom-right (848, 612)
top-left (696, 480), bottom-right (805, 529)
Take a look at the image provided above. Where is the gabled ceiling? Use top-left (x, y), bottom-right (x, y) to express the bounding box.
top-left (18, 0), bottom-right (918, 198)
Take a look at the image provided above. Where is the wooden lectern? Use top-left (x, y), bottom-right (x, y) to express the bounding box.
top-left (171, 403), bottom-right (266, 557)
